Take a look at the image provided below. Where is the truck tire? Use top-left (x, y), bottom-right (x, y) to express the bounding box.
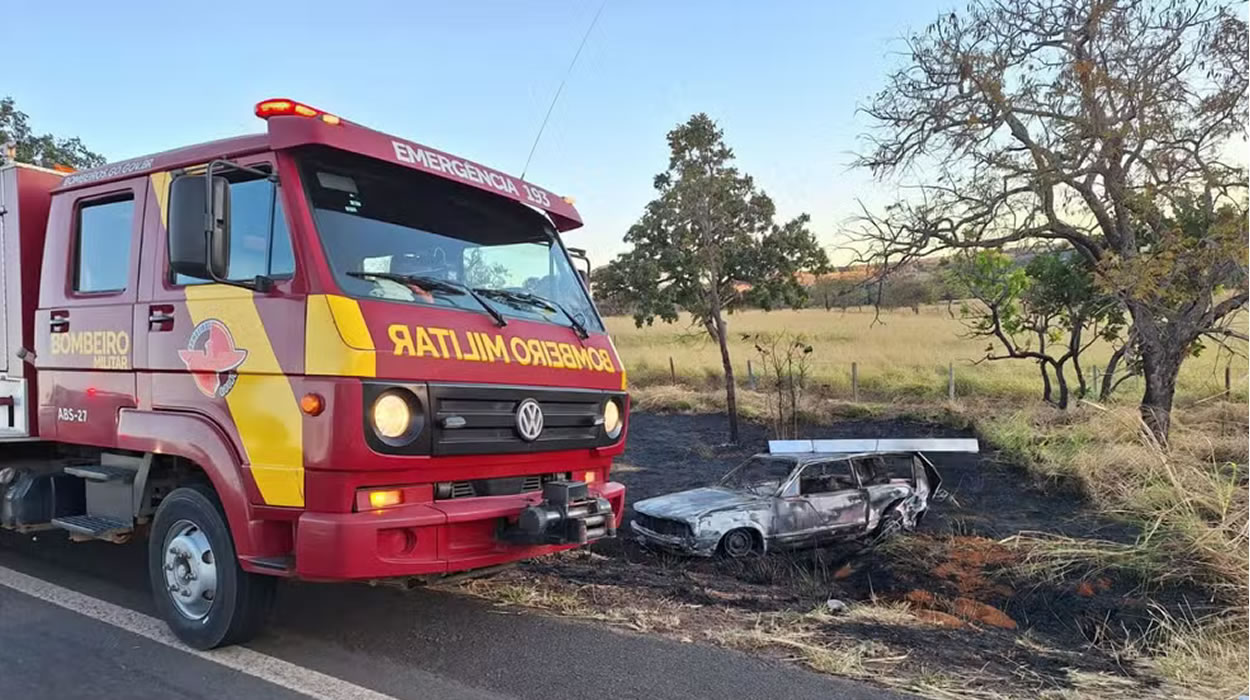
top-left (148, 484), bottom-right (274, 649)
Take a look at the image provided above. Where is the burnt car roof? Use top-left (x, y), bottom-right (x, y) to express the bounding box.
top-left (761, 451), bottom-right (921, 464)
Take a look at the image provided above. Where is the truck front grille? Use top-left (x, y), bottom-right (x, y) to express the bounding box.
top-left (429, 383), bottom-right (623, 456)
top-left (436, 473), bottom-right (570, 500)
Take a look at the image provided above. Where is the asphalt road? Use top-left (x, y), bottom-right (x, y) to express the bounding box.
top-left (0, 531), bottom-right (913, 700)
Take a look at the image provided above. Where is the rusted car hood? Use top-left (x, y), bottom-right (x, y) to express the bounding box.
top-left (633, 487), bottom-right (770, 522)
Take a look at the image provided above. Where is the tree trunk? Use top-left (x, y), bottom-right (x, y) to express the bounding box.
top-left (1052, 360), bottom-right (1070, 409)
top-left (1100, 343), bottom-right (1127, 401)
top-left (711, 311), bottom-right (740, 444)
top-left (1036, 329), bottom-right (1052, 404)
top-left (788, 355), bottom-right (798, 439)
top-left (1100, 326), bottom-right (1137, 401)
top-left (1040, 362), bottom-right (1053, 404)
top-left (1139, 344), bottom-right (1182, 443)
top-left (1131, 306), bottom-right (1186, 444)
top-left (1068, 323), bottom-right (1087, 400)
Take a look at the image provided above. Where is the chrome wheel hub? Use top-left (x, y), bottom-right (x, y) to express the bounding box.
top-left (162, 520), bottom-right (217, 621)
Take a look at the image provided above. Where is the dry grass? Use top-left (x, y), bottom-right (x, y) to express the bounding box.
top-left (984, 403), bottom-right (1248, 600)
top-left (974, 402), bottom-right (1248, 698)
top-left (609, 306), bottom-right (1248, 403)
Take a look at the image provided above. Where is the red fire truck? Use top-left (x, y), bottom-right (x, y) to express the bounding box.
top-left (0, 99), bottom-right (627, 649)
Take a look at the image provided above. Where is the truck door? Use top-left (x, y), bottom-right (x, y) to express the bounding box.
top-left (33, 178), bottom-right (146, 445)
top-left (135, 159), bottom-right (307, 507)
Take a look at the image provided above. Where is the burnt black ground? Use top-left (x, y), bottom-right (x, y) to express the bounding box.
top-left (511, 411), bottom-right (1211, 696)
top-left (618, 411), bottom-right (1132, 539)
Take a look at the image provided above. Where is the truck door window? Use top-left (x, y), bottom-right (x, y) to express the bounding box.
top-left (173, 176), bottom-right (294, 285)
top-left (74, 196), bottom-right (135, 293)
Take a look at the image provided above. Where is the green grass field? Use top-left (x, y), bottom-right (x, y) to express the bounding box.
top-left (607, 305), bottom-right (1249, 404)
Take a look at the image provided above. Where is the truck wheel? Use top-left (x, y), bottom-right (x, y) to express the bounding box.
top-left (719, 528), bottom-right (759, 558)
top-left (148, 484), bottom-right (274, 649)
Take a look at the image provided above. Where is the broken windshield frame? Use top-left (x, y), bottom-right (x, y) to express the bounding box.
top-left (719, 455), bottom-right (799, 495)
top-left (298, 149), bottom-right (603, 334)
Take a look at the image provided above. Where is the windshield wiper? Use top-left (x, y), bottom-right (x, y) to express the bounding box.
top-left (346, 270), bottom-right (464, 294)
top-left (473, 288), bottom-right (589, 340)
top-left (346, 271), bottom-right (507, 327)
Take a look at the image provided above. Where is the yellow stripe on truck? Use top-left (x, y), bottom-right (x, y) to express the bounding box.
top-left (185, 285), bottom-right (305, 507)
top-left (305, 294), bottom-right (376, 377)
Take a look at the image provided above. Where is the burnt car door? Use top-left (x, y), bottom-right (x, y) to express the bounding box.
top-left (855, 454), bottom-right (919, 520)
top-left (772, 458), bottom-right (868, 544)
top-left (912, 453), bottom-right (942, 502)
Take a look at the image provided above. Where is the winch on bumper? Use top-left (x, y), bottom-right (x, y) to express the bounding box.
top-left (293, 479), bottom-right (624, 580)
top-left (506, 481), bottom-right (617, 545)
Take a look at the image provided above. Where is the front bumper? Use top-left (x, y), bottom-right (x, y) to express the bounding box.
top-left (630, 519), bottom-right (720, 557)
top-left (293, 481), bottom-right (625, 580)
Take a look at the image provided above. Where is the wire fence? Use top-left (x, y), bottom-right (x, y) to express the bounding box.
top-left (652, 355), bottom-right (1243, 404)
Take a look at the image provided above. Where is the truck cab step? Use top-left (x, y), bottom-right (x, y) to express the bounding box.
top-left (64, 464), bottom-right (136, 482)
top-left (50, 514), bottom-right (133, 539)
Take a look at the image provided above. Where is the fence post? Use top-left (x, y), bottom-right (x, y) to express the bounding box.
top-left (851, 362), bottom-right (859, 402)
top-left (1226, 366), bottom-right (1232, 396)
top-left (1092, 365), bottom-right (1100, 395)
top-left (948, 362), bottom-right (955, 401)
top-left (669, 356), bottom-right (676, 384)
top-left (747, 359), bottom-right (757, 390)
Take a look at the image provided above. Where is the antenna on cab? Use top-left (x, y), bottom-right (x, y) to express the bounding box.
top-left (520, 0), bottom-right (608, 180)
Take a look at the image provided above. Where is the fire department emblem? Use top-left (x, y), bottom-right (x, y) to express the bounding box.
top-left (178, 319), bottom-right (248, 398)
top-left (515, 398), bottom-right (544, 442)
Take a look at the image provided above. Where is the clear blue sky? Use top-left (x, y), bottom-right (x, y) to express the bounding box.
top-left (6, 1), bottom-right (951, 263)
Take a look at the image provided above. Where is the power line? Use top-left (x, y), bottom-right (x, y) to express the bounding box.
top-left (521, 0), bottom-right (608, 180)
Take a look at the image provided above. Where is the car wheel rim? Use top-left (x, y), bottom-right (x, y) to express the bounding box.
top-left (725, 531), bottom-right (752, 557)
top-left (162, 519), bottom-right (218, 621)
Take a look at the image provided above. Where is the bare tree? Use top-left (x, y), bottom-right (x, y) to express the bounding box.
top-left (749, 333), bottom-right (814, 439)
top-left (854, 0), bottom-right (1248, 440)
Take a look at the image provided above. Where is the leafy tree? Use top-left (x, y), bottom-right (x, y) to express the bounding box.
top-left (808, 276), bottom-right (871, 312)
top-left (879, 276), bottom-right (938, 313)
top-left (597, 114), bottom-right (830, 442)
top-left (0, 97), bottom-right (105, 169)
top-left (853, 0), bottom-right (1247, 441)
top-left (950, 250), bottom-right (1124, 408)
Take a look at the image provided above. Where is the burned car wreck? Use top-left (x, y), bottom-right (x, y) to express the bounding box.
top-left (631, 439), bottom-right (973, 557)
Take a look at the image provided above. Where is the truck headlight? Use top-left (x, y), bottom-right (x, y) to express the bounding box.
top-left (602, 398), bottom-right (623, 439)
top-left (372, 391), bottom-right (414, 440)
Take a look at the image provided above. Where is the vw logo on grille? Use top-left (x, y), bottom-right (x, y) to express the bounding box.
top-left (515, 399), bottom-right (544, 442)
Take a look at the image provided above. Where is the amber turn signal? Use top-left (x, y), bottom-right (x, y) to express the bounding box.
top-left (300, 393), bottom-right (325, 416)
top-left (367, 489), bottom-right (403, 509)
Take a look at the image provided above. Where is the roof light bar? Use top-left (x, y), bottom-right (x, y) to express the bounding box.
top-left (255, 98), bottom-right (342, 125)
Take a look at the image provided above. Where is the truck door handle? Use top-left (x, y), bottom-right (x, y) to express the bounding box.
top-left (148, 306), bottom-right (175, 331)
top-left (49, 313), bottom-right (70, 333)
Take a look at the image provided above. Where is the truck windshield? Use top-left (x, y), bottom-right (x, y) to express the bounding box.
top-left (299, 150), bottom-right (602, 333)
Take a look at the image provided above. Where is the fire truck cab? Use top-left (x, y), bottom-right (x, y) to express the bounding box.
top-left (0, 99), bottom-right (627, 649)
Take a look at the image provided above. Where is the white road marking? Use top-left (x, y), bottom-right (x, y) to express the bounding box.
top-left (0, 564), bottom-right (399, 700)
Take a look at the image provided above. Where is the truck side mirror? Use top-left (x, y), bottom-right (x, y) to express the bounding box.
top-left (168, 175), bottom-right (231, 281)
top-left (566, 247), bottom-right (591, 290)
